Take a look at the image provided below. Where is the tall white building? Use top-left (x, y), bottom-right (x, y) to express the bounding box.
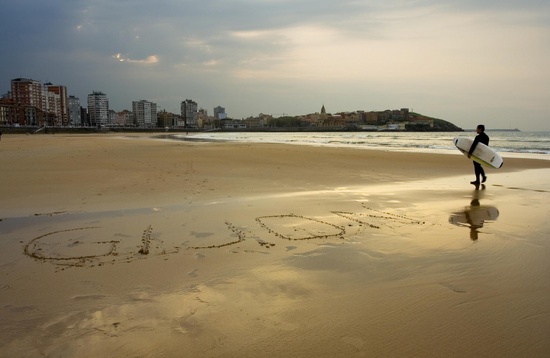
top-left (132, 100), bottom-right (157, 127)
top-left (181, 99), bottom-right (198, 128)
top-left (87, 91), bottom-right (109, 127)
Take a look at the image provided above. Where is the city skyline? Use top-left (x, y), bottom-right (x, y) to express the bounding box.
top-left (1, 1), bottom-right (549, 131)
top-left (2, 78), bottom-right (440, 130)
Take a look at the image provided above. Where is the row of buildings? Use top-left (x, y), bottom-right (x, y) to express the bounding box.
top-left (0, 78), bottom-right (227, 128)
top-left (1, 77), bottom-right (436, 130)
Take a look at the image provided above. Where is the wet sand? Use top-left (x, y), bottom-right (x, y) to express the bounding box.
top-left (1, 134), bottom-right (550, 357)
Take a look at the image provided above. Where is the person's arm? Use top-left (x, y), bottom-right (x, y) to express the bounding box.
top-left (468, 135), bottom-right (480, 157)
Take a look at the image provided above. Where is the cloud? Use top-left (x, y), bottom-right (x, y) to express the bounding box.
top-left (1, 0), bottom-right (549, 129)
top-left (112, 53), bottom-right (159, 64)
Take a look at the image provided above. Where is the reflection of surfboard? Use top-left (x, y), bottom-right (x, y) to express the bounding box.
top-left (449, 206), bottom-right (499, 227)
top-left (454, 137), bottom-right (503, 169)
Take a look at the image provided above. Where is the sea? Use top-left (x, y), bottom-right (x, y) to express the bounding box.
top-left (177, 131), bottom-right (550, 160)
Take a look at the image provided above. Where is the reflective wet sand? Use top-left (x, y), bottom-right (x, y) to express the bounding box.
top-left (1, 134), bottom-right (549, 357)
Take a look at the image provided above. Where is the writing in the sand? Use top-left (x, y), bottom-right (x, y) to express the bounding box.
top-left (23, 207), bottom-right (425, 270)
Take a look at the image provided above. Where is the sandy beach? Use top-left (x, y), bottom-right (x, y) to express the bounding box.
top-left (1, 133), bottom-right (549, 357)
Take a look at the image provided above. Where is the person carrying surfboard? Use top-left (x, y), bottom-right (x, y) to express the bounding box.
top-left (468, 125), bottom-right (489, 185)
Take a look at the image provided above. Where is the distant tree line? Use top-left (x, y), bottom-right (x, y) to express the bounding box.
top-left (266, 116), bottom-right (302, 127)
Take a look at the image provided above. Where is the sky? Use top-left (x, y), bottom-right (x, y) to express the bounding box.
top-left (1, 0), bottom-right (549, 131)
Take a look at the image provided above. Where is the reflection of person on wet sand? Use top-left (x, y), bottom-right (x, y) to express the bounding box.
top-left (465, 198), bottom-right (483, 241)
top-left (449, 185), bottom-right (500, 241)
top-left (465, 184), bottom-right (485, 241)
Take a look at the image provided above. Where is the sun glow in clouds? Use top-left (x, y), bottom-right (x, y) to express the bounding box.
top-left (113, 53), bottom-right (159, 64)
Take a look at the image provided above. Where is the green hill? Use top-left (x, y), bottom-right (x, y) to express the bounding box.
top-left (408, 112), bottom-right (463, 131)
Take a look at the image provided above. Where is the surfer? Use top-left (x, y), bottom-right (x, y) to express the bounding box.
top-left (468, 124), bottom-right (489, 185)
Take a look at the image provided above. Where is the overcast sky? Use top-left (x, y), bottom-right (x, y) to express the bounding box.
top-left (1, 0), bottom-right (549, 130)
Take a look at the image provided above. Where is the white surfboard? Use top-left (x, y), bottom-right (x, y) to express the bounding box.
top-left (454, 137), bottom-right (503, 169)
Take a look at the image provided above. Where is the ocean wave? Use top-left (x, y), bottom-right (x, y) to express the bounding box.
top-left (178, 131), bottom-right (550, 159)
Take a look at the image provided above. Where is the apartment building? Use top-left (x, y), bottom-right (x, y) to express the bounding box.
top-left (132, 100), bottom-right (157, 127)
top-left (6, 78), bottom-right (68, 126)
top-left (87, 91), bottom-right (109, 127)
top-left (45, 83), bottom-right (68, 125)
top-left (9, 78), bottom-right (44, 125)
top-left (214, 106), bottom-right (226, 120)
top-left (68, 95), bottom-right (81, 125)
top-left (116, 110), bottom-right (133, 126)
top-left (11, 78), bottom-right (43, 108)
top-left (181, 99), bottom-right (198, 128)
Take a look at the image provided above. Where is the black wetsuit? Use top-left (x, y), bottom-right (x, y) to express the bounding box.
top-left (468, 132), bottom-right (489, 183)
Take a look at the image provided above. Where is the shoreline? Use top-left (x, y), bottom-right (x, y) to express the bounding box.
top-left (3, 130), bottom-right (549, 159)
top-left (168, 131), bottom-right (550, 159)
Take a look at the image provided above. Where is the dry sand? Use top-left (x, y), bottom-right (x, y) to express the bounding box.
top-left (1, 133), bottom-right (549, 357)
